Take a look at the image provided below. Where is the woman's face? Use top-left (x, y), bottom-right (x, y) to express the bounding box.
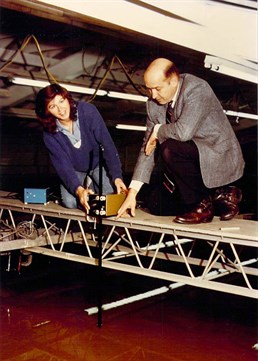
top-left (47, 94), bottom-right (70, 121)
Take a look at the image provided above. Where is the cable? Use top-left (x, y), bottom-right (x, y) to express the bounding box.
top-left (16, 221), bottom-right (37, 239)
top-left (87, 56), bottom-right (116, 102)
top-left (115, 55), bottom-right (146, 95)
top-left (0, 35), bottom-right (146, 101)
top-left (87, 54), bottom-right (147, 102)
top-left (0, 34), bottom-right (57, 84)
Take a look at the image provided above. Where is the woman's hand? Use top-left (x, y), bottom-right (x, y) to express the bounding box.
top-left (114, 178), bottom-right (127, 194)
top-left (76, 186), bottom-right (94, 212)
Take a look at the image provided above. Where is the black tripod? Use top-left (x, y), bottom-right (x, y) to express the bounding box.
top-left (96, 143), bottom-right (104, 327)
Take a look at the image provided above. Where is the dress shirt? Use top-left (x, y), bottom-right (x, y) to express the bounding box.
top-left (56, 116), bottom-right (81, 148)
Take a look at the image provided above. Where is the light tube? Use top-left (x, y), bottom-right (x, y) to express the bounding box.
top-left (11, 77), bottom-right (148, 101)
top-left (108, 91), bottom-right (148, 102)
top-left (116, 124), bottom-right (147, 131)
top-left (12, 77), bottom-right (107, 96)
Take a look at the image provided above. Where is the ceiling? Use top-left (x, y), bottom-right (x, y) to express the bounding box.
top-left (0, 0), bottom-right (257, 131)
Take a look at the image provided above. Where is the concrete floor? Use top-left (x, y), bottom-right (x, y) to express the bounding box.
top-left (0, 254), bottom-right (257, 361)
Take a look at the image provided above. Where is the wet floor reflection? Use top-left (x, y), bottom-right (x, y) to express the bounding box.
top-left (0, 255), bottom-right (257, 361)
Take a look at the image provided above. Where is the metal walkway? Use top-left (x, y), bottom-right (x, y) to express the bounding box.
top-left (0, 191), bottom-right (257, 299)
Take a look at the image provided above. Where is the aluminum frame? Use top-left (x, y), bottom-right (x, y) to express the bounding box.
top-left (0, 194), bottom-right (257, 299)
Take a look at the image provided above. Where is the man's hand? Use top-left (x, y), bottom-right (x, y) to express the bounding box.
top-left (76, 186), bottom-right (94, 212)
top-left (116, 188), bottom-right (137, 218)
top-left (114, 178), bottom-right (127, 194)
top-left (145, 132), bottom-right (157, 156)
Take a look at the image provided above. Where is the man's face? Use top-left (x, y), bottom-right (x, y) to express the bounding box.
top-left (144, 70), bottom-right (177, 105)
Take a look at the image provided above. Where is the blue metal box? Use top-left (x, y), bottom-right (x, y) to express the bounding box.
top-left (24, 188), bottom-right (48, 205)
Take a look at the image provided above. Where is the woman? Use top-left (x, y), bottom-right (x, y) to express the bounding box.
top-left (35, 83), bottom-right (127, 212)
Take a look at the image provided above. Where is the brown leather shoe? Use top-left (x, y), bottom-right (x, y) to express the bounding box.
top-left (174, 197), bottom-right (214, 224)
top-left (213, 186), bottom-right (242, 221)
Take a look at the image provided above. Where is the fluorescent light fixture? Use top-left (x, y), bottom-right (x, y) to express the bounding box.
top-left (59, 84), bottom-right (106, 96)
top-left (116, 110), bottom-right (258, 132)
top-left (12, 77), bottom-right (107, 96)
top-left (12, 77), bottom-right (49, 88)
top-left (204, 55), bottom-right (258, 84)
top-left (116, 124), bottom-right (147, 131)
top-left (224, 110), bottom-right (258, 121)
top-left (108, 91), bottom-right (148, 102)
top-left (11, 77), bottom-right (147, 101)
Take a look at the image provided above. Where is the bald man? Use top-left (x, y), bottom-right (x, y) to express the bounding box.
top-left (117, 58), bottom-right (244, 224)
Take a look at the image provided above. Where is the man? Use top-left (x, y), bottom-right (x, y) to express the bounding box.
top-left (117, 58), bottom-right (244, 224)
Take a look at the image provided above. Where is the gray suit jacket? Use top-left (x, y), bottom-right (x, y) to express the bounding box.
top-left (132, 73), bottom-right (245, 188)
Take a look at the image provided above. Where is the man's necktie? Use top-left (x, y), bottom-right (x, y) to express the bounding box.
top-left (166, 102), bottom-right (175, 123)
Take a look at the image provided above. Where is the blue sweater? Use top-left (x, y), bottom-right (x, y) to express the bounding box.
top-left (43, 101), bottom-right (122, 195)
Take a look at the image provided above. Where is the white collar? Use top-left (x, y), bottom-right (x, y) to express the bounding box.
top-left (170, 84), bottom-right (180, 108)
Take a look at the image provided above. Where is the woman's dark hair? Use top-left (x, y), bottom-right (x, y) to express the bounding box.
top-left (35, 83), bottom-right (77, 133)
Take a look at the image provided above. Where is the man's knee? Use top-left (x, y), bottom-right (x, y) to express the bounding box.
top-left (160, 139), bottom-right (179, 163)
top-left (160, 139), bottom-right (198, 163)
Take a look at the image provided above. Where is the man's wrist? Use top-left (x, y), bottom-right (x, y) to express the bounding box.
top-left (129, 180), bottom-right (143, 193)
top-left (128, 188), bottom-right (138, 196)
top-left (153, 124), bottom-right (162, 138)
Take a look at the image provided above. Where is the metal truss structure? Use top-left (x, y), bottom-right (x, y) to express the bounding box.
top-left (0, 193), bottom-right (257, 300)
